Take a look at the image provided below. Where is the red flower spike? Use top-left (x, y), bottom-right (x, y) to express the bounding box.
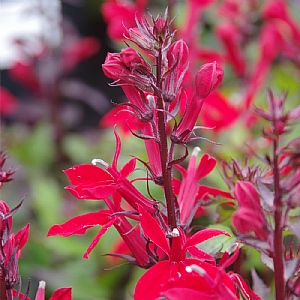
top-left (175, 61), bottom-right (224, 141)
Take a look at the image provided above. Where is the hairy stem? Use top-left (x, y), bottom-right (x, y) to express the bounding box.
top-left (156, 47), bottom-right (177, 230)
top-left (273, 135), bottom-right (285, 300)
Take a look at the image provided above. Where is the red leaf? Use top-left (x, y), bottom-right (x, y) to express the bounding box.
top-left (47, 211), bottom-right (111, 237)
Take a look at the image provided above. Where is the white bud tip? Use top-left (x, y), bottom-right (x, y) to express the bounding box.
top-left (92, 159), bottom-right (109, 168)
top-left (38, 281), bottom-right (46, 289)
top-left (172, 228), bottom-right (180, 237)
top-left (185, 264), bottom-right (206, 276)
top-left (192, 147), bottom-right (201, 157)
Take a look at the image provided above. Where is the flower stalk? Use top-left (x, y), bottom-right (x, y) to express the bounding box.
top-left (155, 47), bottom-right (177, 230)
top-left (272, 132), bottom-right (285, 300)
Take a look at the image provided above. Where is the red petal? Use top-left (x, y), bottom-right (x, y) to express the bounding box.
top-left (66, 184), bottom-right (117, 200)
top-left (185, 229), bottom-right (229, 249)
top-left (83, 219), bottom-right (115, 259)
top-left (134, 261), bottom-right (171, 300)
top-left (64, 164), bottom-right (113, 185)
top-left (138, 206), bottom-right (171, 256)
top-left (14, 223), bottom-right (30, 251)
top-left (47, 211), bottom-right (111, 237)
top-left (49, 287), bottom-right (72, 300)
top-left (163, 288), bottom-right (214, 300)
top-left (112, 127), bottom-right (121, 170)
top-left (196, 154), bottom-right (216, 180)
top-left (197, 185), bottom-right (233, 200)
top-left (187, 246), bottom-right (216, 264)
top-left (234, 181), bottom-right (260, 207)
top-left (120, 157), bottom-right (136, 178)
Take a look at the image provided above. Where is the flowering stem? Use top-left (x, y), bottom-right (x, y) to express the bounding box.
top-left (272, 135), bottom-right (285, 300)
top-left (0, 278), bottom-right (7, 300)
top-left (156, 47), bottom-right (177, 230)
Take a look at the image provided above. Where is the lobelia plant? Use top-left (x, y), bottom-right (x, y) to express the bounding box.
top-left (47, 9), bottom-right (263, 300)
top-left (1, 1), bottom-right (299, 299)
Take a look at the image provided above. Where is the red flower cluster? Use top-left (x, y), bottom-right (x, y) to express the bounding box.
top-left (48, 10), bottom-right (260, 300)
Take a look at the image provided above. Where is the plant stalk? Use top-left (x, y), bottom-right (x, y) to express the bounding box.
top-left (273, 135), bottom-right (285, 300)
top-left (155, 47), bottom-right (177, 230)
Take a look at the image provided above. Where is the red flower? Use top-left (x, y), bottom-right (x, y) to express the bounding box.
top-left (63, 128), bottom-right (157, 214)
top-left (134, 206), bottom-right (231, 300)
top-left (102, 49), bottom-right (153, 89)
top-left (174, 148), bottom-right (232, 225)
top-left (201, 92), bottom-right (239, 132)
top-left (48, 194), bottom-right (152, 266)
top-left (216, 23), bottom-right (246, 77)
top-left (49, 287), bottom-right (72, 300)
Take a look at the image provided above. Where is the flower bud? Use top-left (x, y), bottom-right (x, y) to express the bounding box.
top-left (167, 40), bottom-right (189, 71)
top-left (173, 61), bottom-right (224, 142)
top-left (234, 181), bottom-right (260, 208)
top-left (195, 61), bottom-right (224, 99)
